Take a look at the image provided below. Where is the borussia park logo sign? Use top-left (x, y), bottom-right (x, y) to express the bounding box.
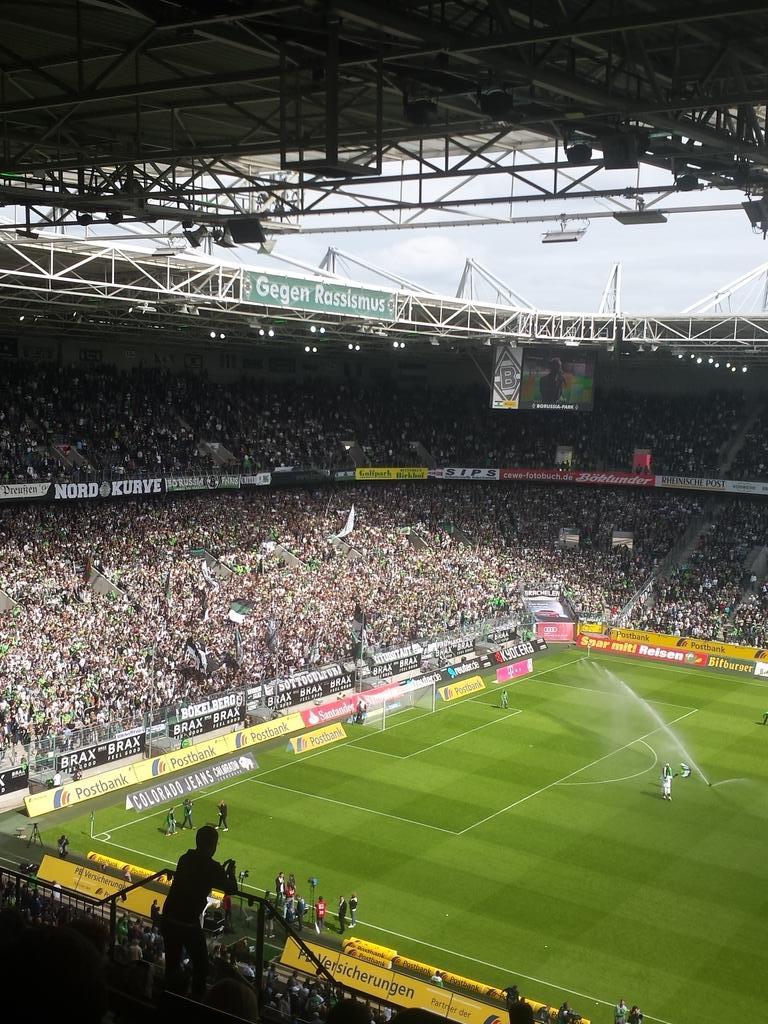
top-left (244, 271), bottom-right (396, 320)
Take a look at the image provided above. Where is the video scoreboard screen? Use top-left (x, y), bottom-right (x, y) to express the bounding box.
top-left (491, 344), bottom-right (595, 412)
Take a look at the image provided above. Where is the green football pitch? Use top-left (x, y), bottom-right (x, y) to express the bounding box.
top-left (44, 648), bottom-right (766, 1024)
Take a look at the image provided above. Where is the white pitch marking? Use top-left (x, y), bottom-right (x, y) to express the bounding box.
top-left (458, 708), bottom-right (698, 834)
top-left (558, 739), bottom-right (658, 786)
top-left (353, 917), bottom-right (676, 1024)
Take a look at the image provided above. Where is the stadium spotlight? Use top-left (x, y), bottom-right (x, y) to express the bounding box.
top-left (677, 353), bottom-right (684, 359)
top-left (477, 85), bottom-right (514, 120)
top-left (226, 215), bottom-right (266, 244)
top-left (305, 345), bottom-right (311, 352)
top-left (212, 225), bottom-right (237, 248)
top-left (708, 357), bottom-right (714, 364)
top-left (731, 365), bottom-right (737, 372)
top-left (268, 328), bottom-right (275, 337)
top-left (183, 224), bottom-right (208, 248)
top-left (565, 142), bottom-right (593, 165)
top-left (542, 221), bottom-right (587, 243)
top-left (348, 343), bottom-right (353, 350)
top-left (742, 365), bottom-right (748, 372)
top-left (403, 91), bottom-right (438, 126)
top-left (714, 362), bottom-right (720, 368)
top-left (355, 344), bottom-right (360, 351)
top-left (312, 346), bottom-right (317, 353)
top-left (310, 325), bottom-right (326, 334)
top-left (675, 173), bottom-right (700, 192)
top-left (696, 357), bottom-right (702, 364)
top-left (742, 197), bottom-right (768, 237)
top-left (393, 340), bottom-right (399, 348)
top-left (209, 331), bottom-right (216, 339)
top-left (219, 333), bottom-right (226, 340)
top-left (18, 314), bottom-right (25, 321)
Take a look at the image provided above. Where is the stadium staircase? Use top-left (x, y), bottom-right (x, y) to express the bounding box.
top-left (48, 439), bottom-right (94, 474)
top-left (199, 440), bottom-right (238, 466)
top-left (716, 395), bottom-right (766, 476)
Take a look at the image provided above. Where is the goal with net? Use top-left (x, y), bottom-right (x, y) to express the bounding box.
top-left (354, 672), bottom-right (439, 732)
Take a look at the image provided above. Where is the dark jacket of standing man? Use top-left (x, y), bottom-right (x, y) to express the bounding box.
top-left (161, 824), bottom-right (239, 999)
top-left (338, 896), bottom-right (347, 934)
top-left (217, 800), bottom-right (228, 831)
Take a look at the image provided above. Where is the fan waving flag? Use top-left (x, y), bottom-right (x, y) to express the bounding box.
top-left (351, 603), bottom-right (367, 658)
top-left (337, 504), bottom-right (356, 539)
top-left (680, 763), bottom-right (692, 778)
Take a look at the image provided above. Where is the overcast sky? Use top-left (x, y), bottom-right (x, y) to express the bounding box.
top-left (9, 148), bottom-right (768, 317)
top-left (267, 159), bottom-right (768, 316)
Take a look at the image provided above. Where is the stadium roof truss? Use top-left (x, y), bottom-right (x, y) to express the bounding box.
top-left (3, 235), bottom-right (768, 358)
top-left (2, 1), bottom-right (768, 233)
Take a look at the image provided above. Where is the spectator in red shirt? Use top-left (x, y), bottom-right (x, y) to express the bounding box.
top-left (315, 896), bottom-right (327, 933)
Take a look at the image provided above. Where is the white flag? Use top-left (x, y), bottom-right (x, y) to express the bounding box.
top-left (337, 504), bottom-right (356, 540)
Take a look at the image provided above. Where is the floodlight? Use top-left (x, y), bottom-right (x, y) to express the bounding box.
top-left (742, 198), bottom-right (768, 236)
top-left (477, 86), bottom-right (514, 120)
top-left (565, 142), bottom-right (593, 165)
top-left (213, 226), bottom-right (237, 248)
top-left (226, 216), bottom-right (266, 244)
top-left (403, 96), bottom-right (437, 125)
top-left (542, 226), bottom-right (586, 243)
top-left (183, 225), bottom-right (209, 248)
top-left (613, 210), bottom-right (667, 225)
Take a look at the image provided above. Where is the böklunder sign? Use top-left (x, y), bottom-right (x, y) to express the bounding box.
top-left (244, 271), bottom-right (396, 320)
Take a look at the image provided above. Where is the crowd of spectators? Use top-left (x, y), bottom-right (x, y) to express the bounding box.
top-left (635, 498), bottom-right (768, 640)
top-left (0, 361), bottom-right (751, 481)
top-left (0, 483), bottom-right (699, 755)
top-left (728, 405), bottom-right (768, 481)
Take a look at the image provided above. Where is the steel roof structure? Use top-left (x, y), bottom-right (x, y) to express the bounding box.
top-left (3, 234), bottom-right (768, 361)
top-left (2, 1), bottom-right (768, 234)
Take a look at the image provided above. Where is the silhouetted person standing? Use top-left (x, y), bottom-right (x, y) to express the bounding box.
top-left (217, 800), bottom-right (228, 831)
top-left (161, 824), bottom-right (239, 1000)
top-left (338, 895), bottom-right (347, 934)
top-left (539, 357), bottom-right (566, 403)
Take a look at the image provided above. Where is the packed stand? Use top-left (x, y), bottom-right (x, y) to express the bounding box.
top-left (728, 403), bottom-right (768, 481)
top-left (0, 483), bottom-right (699, 752)
top-left (0, 360), bottom-right (747, 481)
top-left (728, 580), bottom-right (768, 647)
top-left (633, 498), bottom-right (768, 640)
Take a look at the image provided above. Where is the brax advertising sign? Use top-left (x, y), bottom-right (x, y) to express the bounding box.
top-left (56, 731), bottom-right (146, 773)
top-left (170, 693), bottom-right (246, 739)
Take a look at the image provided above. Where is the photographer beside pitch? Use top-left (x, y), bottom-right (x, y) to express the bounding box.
top-left (161, 824), bottom-right (240, 999)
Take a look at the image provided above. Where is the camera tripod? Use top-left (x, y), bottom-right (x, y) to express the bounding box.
top-left (27, 823), bottom-right (42, 848)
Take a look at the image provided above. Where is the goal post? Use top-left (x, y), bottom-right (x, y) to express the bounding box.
top-left (358, 674), bottom-right (437, 732)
